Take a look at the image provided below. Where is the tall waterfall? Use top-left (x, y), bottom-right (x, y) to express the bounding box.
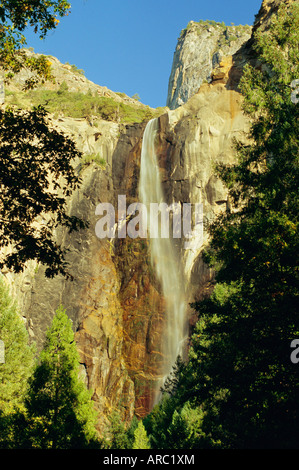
top-left (139, 118), bottom-right (188, 403)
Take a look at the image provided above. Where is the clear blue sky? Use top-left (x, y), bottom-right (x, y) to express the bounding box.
top-left (25, 0), bottom-right (263, 108)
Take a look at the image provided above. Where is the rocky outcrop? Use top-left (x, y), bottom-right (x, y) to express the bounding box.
top-left (5, 113), bottom-right (168, 427)
top-left (166, 21), bottom-right (252, 109)
top-left (253, 0), bottom-right (294, 33)
top-left (158, 80), bottom-right (251, 305)
top-left (5, 49), bottom-right (152, 110)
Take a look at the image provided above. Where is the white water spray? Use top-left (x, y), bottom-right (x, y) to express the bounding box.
top-left (139, 118), bottom-right (188, 404)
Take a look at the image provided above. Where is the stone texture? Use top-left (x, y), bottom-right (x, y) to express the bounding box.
top-left (157, 80), bottom-right (251, 304)
top-left (166, 21), bottom-right (252, 109)
top-left (4, 112), bottom-right (140, 430)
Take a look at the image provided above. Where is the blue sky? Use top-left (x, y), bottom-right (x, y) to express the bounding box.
top-left (25, 0), bottom-right (263, 108)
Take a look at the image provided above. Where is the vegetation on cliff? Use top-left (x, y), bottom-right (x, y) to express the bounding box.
top-left (6, 83), bottom-right (164, 124)
top-left (180, 19), bottom-right (252, 46)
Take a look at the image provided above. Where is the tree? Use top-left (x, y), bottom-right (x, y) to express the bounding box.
top-left (0, 275), bottom-right (35, 415)
top-left (132, 420), bottom-right (150, 450)
top-left (0, 0), bottom-right (71, 88)
top-left (0, 275), bottom-right (36, 449)
top-left (144, 361), bottom-right (212, 450)
top-left (0, 105), bottom-right (87, 279)
top-left (144, 395), bottom-right (176, 449)
top-left (0, 1), bottom-right (88, 279)
top-left (131, 93), bottom-right (140, 101)
top-left (0, 1), bottom-right (71, 40)
top-left (24, 306), bottom-right (98, 449)
top-left (104, 411), bottom-right (132, 449)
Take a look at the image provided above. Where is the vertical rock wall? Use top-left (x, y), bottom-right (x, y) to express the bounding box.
top-left (166, 21), bottom-right (252, 109)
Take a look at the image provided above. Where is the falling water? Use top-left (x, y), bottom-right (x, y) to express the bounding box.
top-left (139, 118), bottom-right (188, 404)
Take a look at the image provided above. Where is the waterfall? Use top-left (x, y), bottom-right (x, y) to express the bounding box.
top-left (139, 118), bottom-right (188, 404)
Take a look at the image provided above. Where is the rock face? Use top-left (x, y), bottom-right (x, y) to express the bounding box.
top-left (166, 21), bottom-right (252, 110)
top-left (7, 75), bottom-right (251, 433)
top-left (3, 0), bottom-right (291, 437)
top-left (5, 110), bottom-right (170, 427)
top-left (5, 116), bottom-right (137, 431)
top-left (5, 49), bottom-right (153, 110)
top-left (157, 86), bottom-right (251, 317)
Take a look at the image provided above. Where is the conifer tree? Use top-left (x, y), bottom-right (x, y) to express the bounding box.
top-left (24, 306), bottom-right (99, 449)
top-left (132, 420), bottom-right (151, 450)
top-left (0, 276), bottom-right (35, 415)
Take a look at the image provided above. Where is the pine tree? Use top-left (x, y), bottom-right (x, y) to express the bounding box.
top-left (132, 420), bottom-right (151, 450)
top-left (0, 276), bottom-right (36, 415)
top-left (24, 306), bottom-right (99, 449)
top-left (104, 411), bottom-right (134, 449)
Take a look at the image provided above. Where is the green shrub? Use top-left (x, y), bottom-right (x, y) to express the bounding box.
top-left (57, 81), bottom-right (68, 95)
top-left (65, 62), bottom-right (85, 76)
top-left (6, 86), bottom-right (166, 124)
top-left (80, 153), bottom-right (106, 169)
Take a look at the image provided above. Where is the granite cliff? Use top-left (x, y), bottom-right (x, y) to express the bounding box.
top-left (2, 0), bottom-right (289, 436)
top-left (166, 20), bottom-right (252, 110)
